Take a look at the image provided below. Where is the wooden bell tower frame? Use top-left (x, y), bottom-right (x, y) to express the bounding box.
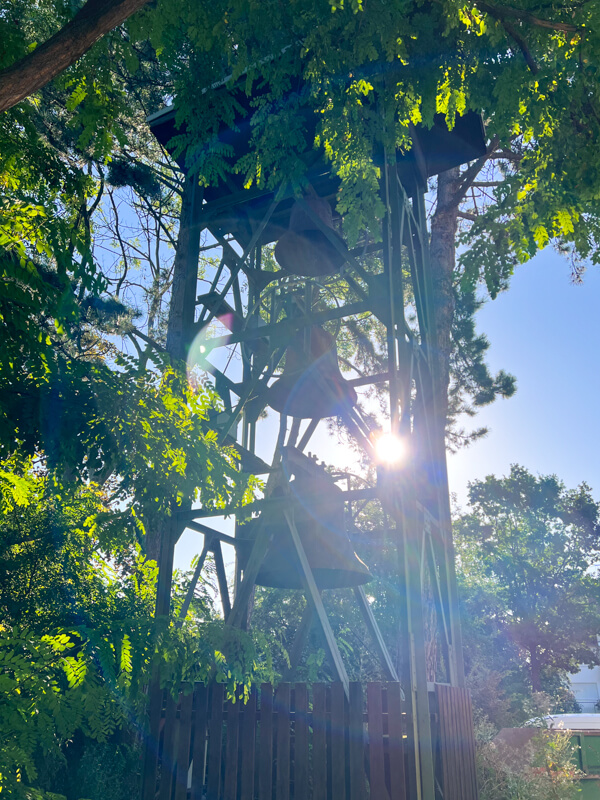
top-left (143, 91), bottom-right (485, 800)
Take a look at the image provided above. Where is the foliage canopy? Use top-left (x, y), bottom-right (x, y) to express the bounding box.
top-left (455, 465), bottom-right (600, 697)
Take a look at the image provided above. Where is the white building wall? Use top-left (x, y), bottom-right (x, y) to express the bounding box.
top-left (569, 664), bottom-right (600, 713)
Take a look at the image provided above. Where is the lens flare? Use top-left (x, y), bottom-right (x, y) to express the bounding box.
top-left (186, 322), bottom-right (231, 389)
top-left (374, 432), bottom-right (406, 465)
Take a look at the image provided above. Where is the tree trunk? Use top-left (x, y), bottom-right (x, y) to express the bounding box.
top-left (145, 174), bottom-right (202, 593)
top-left (428, 166), bottom-right (461, 434)
top-left (530, 648), bottom-right (542, 693)
top-left (420, 167), bottom-right (464, 684)
top-left (165, 175), bottom-right (203, 363)
top-left (0, 0), bottom-right (151, 113)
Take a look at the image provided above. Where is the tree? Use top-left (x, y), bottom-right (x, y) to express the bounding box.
top-left (4, 1), bottom-right (600, 791)
top-left (0, 456), bottom-right (269, 799)
top-left (0, 29), bottom-right (268, 795)
top-left (0, 0), bottom-right (153, 113)
top-left (6, 0), bottom-right (599, 445)
top-left (455, 466), bottom-right (600, 694)
top-left (113, 0), bottom-right (600, 452)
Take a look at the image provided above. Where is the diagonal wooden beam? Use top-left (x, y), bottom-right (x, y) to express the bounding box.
top-left (175, 540), bottom-right (211, 628)
top-left (213, 541), bottom-right (232, 619)
top-left (353, 586), bottom-right (400, 684)
top-left (283, 506), bottom-right (350, 699)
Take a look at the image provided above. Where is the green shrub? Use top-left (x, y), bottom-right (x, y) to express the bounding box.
top-left (476, 723), bottom-right (582, 800)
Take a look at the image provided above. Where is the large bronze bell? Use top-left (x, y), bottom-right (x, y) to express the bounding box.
top-left (237, 476), bottom-right (370, 590)
top-left (274, 195), bottom-right (348, 277)
top-left (269, 326), bottom-right (357, 419)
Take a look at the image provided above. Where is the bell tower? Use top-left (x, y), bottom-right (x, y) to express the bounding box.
top-left (143, 81), bottom-right (485, 800)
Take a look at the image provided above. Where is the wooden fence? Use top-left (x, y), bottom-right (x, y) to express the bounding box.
top-left (142, 682), bottom-right (477, 800)
top-left (434, 684), bottom-right (478, 800)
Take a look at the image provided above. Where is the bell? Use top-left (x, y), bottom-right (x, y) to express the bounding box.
top-left (274, 195), bottom-right (348, 277)
top-left (237, 477), bottom-right (371, 590)
top-left (268, 326), bottom-right (357, 419)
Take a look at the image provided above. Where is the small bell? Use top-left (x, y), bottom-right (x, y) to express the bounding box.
top-left (237, 477), bottom-right (371, 590)
top-left (269, 326), bottom-right (357, 419)
top-left (274, 195), bottom-right (348, 277)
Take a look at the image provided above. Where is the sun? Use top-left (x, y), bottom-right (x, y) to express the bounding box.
top-left (373, 432), bottom-right (407, 465)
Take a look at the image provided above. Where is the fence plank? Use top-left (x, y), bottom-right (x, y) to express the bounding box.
top-left (174, 691), bottom-right (194, 800)
top-left (148, 680), bottom-right (479, 800)
top-left (159, 692), bottom-right (179, 800)
top-left (438, 686), bottom-right (453, 800)
top-left (259, 684), bottom-right (274, 800)
top-left (367, 683), bottom-right (385, 800)
top-left (467, 692), bottom-right (479, 799)
top-left (240, 688), bottom-right (257, 800)
top-left (456, 688), bottom-right (468, 800)
top-left (348, 683), bottom-right (365, 800)
top-left (331, 682), bottom-right (346, 800)
top-left (276, 683), bottom-right (291, 800)
top-left (387, 683), bottom-right (406, 800)
top-left (294, 684), bottom-right (309, 800)
top-left (191, 684), bottom-right (209, 800)
top-left (460, 689), bottom-right (478, 800)
top-left (458, 689), bottom-right (471, 800)
top-left (207, 683), bottom-right (225, 800)
top-left (436, 684), bottom-right (479, 800)
top-left (439, 686), bottom-right (456, 800)
top-left (448, 687), bottom-right (460, 800)
top-left (223, 695), bottom-right (240, 800)
top-left (142, 680), bottom-right (163, 800)
top-left (312, 684), bottom-right (327, 800)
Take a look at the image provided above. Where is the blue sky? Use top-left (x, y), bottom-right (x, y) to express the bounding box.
top-left (448, 249), bottom-right (600, 508)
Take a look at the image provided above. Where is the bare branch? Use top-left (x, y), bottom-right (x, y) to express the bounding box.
top-left (109, 191), bottom-right (131, 297)
top-left (449, 135), bottom-right (501, 207)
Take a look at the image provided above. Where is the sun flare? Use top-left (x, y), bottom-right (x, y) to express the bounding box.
top-left (374, 432), bottom-right (407, 465)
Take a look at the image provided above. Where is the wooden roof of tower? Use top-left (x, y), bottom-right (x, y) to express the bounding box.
top-left (147, 79), bottom-right (486, 248)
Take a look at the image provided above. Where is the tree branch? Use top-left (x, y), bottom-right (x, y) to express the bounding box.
top-left (474, 0), bottom-right (580, 32)
top-left (449, 135), bottom-right (501, 207)
top-left (491, 150), bottom-right (522, 162)
top-left (0, 0), bottom-right (151, 113)
top-left (502, 20), bottom-right (540, 73)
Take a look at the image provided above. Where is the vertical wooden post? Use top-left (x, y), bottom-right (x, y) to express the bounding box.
top-left (174, 691), bottom-right (194, 800)
top-left (240, 688), bottom-right (257, 800)
top-left (330, 682), bottom-right (346, 800)
top-left (387, 682), bottom-right (406, 800)
top-left (367, 683), bottom-right (385, 800)
top-left (348, 682), bottom-right (366, 800)
top-left (259, 684), bottom-right (274, 800)
top-left (191, 684), bottom-right (209, 800)
top-left (207, 683), bottom-right (225, 800)
top-left (275, 683), bottom-right (291, 800)
top-left (223, 696), bottom-right (240, 800)
top-left (312, 684), bottom-right (327, 800)
top-left (294, 684), bottom-right (309, 800)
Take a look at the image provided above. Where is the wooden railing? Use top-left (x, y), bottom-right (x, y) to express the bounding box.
top-left (142, 681), bottom-right (477, 800)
